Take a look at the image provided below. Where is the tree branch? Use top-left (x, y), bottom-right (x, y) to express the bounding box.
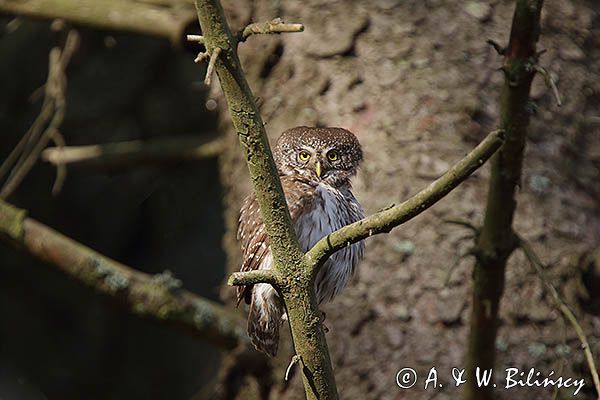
top-left (193, 2), bottom-right (338, 398)
top-left (193, 3), bottom-right (507, 398)
top-left (0, 30), bottom-right (78, 200)
top-left (187, 34), bottom-right (205, 44)
top-left (518, 237), bottom-right (600, 400)
top-left (204, 46), bottom-right (222, 86)
top-left (533, 64), bottom-right (562, 107)
top-left (41, 136), bottom-right (223, 168)
top-left (228, 269), bottom-right (281, 287)
top-left (0, 199), bottom-right (247, 350)
top-left (466, 2), bottom-right (544, 400)
top-left (239, 18), bottom-right (304, 42)
top-left (193, 0), bottom-right (303, 276)
top-left (0, 0), bottom-right (197, 46)
top-left (304, 129), bottom-right (504, 272)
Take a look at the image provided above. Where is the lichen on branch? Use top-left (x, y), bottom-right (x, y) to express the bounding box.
top-left (0, 199), bottom-right (247, 350)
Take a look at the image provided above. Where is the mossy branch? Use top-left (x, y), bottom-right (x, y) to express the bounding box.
top-left (193, 0), bottom-right (304, 271)
top-left (228, 269), bottom-right (281, 286)
top-left (0, 199), bottom-right (248, 350)
top-left (0, 0), bottom-right (196, 46)
top-left (193, 1), bottom-right (338, 398)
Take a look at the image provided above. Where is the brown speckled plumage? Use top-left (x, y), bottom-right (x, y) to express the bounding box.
top-left (237, 126), bottom-right (365, 356)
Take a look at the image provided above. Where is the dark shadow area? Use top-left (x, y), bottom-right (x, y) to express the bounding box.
top-left (0, 18), bottom-right (224, 400)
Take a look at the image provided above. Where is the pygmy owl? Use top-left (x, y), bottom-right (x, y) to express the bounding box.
top-left (237, 126), bottom-right (365, 356)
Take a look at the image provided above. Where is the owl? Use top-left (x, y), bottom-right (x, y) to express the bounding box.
top-left (237, 126), bottom-right (365, 356)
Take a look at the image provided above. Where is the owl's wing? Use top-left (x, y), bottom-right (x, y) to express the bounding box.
top-left (236, 175), bottom-right (315, 305)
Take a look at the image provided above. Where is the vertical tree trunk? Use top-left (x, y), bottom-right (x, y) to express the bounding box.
top-left (466, 1), bottom-right (544, 400)
top-left (193, 1), bottom-right (340, 398)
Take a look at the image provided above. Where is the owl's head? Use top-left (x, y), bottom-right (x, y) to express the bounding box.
top-left (274, 126), bottom-right (363, 186)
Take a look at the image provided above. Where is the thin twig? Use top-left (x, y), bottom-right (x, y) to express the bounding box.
top-left (187, 34), bottom-right (205, 44)
top-left (0, 30), bottom-right (79, 199)
top-left (239, 18), bottom-right (304, 42)
top-left (285, 355), bottom-right (301, 381)
top-left (41, 136), bottom-right (223, 168)
top-left (519, 236), bottom-right (600, 400)
top-left (534, 65), bottom-right (562, 107)
top-left (204, 47), bottom-right (221, 85)
top-left (194, 51), bottom-right (209, 63)
top-left (443, 218), bottom-right (479, 233)
top-left (487, 39), bottom-right (506, 55)
top-left (444, 248), bottom-right (475, 286)
top-left (48, 129), bottom-right (67, 196)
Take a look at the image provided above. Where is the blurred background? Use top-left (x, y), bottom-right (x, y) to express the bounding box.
top-left (0, 13), bottom-right (224, 400)
top-left (0, 1), bottom-right (599, 399)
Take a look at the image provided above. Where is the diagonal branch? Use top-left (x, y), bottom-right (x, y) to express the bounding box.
top-left (228, 129), bottom-right (504, 287)
top-left (518, 237), bottom-right (600, 400)
top-left (303, 129), bottom-right (504, 272)
top-left (0, 199), bottom-right (247, 350)
top-left (193, 2), bottom-right (338, 398)
top-left (193, 0), bottom-right (304, 273)
top-left (0, 30), bottom-right (79, 200)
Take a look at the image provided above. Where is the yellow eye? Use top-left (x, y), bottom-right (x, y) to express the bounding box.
top-left (327, 150), bottom-right (339, 161)
top-left (298, 150), bottom-right (311, 161)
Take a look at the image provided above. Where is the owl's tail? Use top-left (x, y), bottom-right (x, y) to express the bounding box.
top-left (247, 283), bottom-right (285, 357)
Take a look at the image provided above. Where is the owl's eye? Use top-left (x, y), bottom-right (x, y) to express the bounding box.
top-left (298, 150), bottom-right (311, 161)
top-left (326, 150), bottom-right (339, 161)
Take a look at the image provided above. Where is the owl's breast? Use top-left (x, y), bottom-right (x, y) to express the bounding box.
top-left (294, 183), bottom-right (365, 303)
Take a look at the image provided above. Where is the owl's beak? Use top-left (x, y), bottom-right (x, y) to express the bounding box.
top-left (314, 160), bottom-right (322, 178)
